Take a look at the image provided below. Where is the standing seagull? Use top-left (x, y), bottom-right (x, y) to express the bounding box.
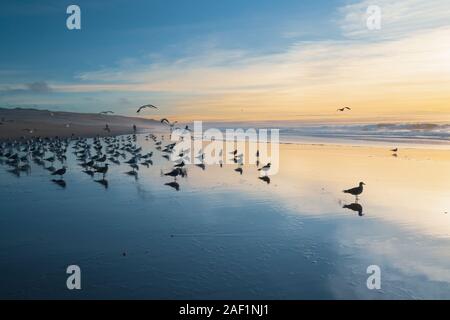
top-left (137, 104), bottom-right (158, 113)
top-left (343, 182), bottom-right (365, 199)
top-left (258, 163), bottom-right (271, 175)
top-left (51, 167), bottom-right (66, 179)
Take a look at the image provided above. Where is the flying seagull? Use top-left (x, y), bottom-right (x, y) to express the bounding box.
top-left (337, 107), bottom-right (351, 112)
top-left (160, 118), bottom-right (177, 128)
top-left (137, 104), bottom-right (158, 113)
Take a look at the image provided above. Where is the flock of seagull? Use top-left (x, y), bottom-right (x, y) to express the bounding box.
top-left (0, 104), bottom-right (392, 216)
top-left (0, 127), bottom-right (276, 192)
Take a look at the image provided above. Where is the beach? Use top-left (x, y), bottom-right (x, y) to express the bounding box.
top-left (1, 127), bottom-right (449, 299)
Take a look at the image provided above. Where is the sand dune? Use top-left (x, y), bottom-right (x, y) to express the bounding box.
top-left (0, 108), bottom-right (161, 139)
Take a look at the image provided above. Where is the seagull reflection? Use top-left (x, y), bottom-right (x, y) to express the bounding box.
top-left (125, 171), bottom-right (138, 180)
top-left (51, 179), bottom-right (66, 188)
top-left (83, 169), bottom-right (95, 177)
top-left (8, 167), bottom-right (20, 177)
top-left (343, 203), bottom-right (364, 216)
top-left (258, 176), bottom-right (270, 184)
top-left (165, 181), bottom-right (180, 191)
top-left (95, 179), bottom-right (109, 189)
top-left (196, 163), bottom-right (206, 170)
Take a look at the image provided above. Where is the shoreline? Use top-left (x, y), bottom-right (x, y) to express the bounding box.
top-left (1, 107), bottom-right (449, 151)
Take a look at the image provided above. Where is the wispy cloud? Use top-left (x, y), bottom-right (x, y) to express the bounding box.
top-left (25, 81), bottom-right (52, 93)
top-left (3, 0), bottom-right (450, 121)
top-left (339, 0), bottom-right (450, 39)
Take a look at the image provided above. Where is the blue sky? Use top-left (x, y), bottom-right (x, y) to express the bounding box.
top-left (0, 0), bottom-right (339, 77)
top-left (0, 0), bottom-right (341, 111)
top-left (1, 0), bottom-right (449, 121)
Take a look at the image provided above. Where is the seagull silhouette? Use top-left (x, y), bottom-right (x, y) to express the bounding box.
top-left (51, 167), bottom-right (66, 179)
top-left (137, 104), bottom-right (158, 113)
top-left (343, 203), bottom-right (364, 216)
top-left (165, 181), bottom-right (180, 191)
top-left (343, 182), bottom-right (365, 199)
top-left (337, 107), bottom-right (351, 112)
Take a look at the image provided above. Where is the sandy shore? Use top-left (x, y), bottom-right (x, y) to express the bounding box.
top-left (0, 108), bottom-right (162, 139)
top-left (1, 131), bottom-right (450, 298)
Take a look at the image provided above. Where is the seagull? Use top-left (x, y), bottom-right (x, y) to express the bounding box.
top-left (343, 182), bottom-right (365, 198)
top-left (51, 167), bottom-right (66, 179)
top-left (174, 161), bottom-right (185, 168)
top-left (337, 107), bottom-right (351, 112)
top-left (95, 163), bottom-right (109, 179)
top-left (164, 168), bottom-right (184, 180)
top-left (258, 163), bottom-right (271, 175)
top-left (137, 104), bottom-right (158, 113)
top-left (391, 148), bottom-right (398, 152)
top-left (160, 118), bottom-right (177, 130)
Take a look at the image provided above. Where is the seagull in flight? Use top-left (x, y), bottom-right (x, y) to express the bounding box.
top-left (337, 107), bottom-right (351, 112)
top-left (137, 104), bottom-right (158, 113)
top-left (161, 118), bottom-right (178, 130)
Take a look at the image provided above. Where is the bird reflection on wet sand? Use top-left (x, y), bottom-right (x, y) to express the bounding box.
top-left (165, 181), bottom-right (180, 191)
top-left (343, 203), bottom-right (364, 216)
top-left (95, 179), bottom-right (109, 189)
top-left (259, 176), bottom-right (270, 184)
top-left (51, 179), bottom-right (66, 188)
top-left (125, 171), bottom-right (138, 180)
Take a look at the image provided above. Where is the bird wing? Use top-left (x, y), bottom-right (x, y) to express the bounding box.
top-left (343, 186), bottom-right (358, 193)
top-left (160, 118), bottom-right (170, 125)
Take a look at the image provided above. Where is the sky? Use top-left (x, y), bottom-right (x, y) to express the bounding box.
top-left (0, 0), bottom-right (449, 122)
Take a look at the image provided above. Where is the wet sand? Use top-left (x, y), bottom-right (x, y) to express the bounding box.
top-left (1, 132), bottom-right (450, 299)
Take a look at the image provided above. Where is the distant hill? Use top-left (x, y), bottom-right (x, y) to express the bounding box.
top-left (0, 107), bottom-right (163, 139)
